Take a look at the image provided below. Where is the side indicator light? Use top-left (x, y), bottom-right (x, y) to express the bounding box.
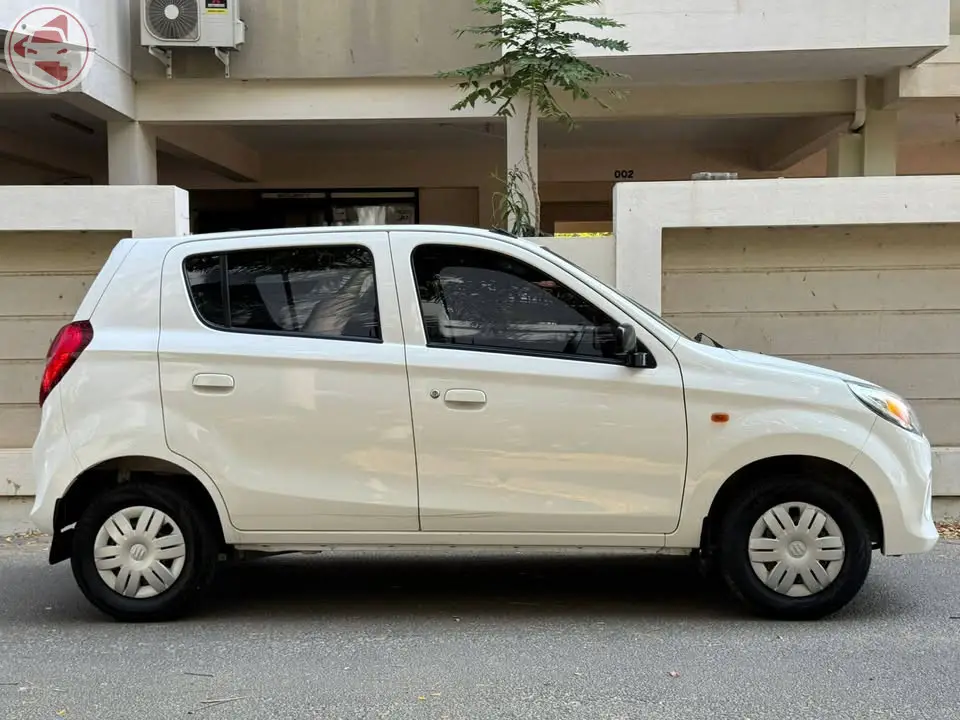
top-left (711, 413), bottom-right (730, 423)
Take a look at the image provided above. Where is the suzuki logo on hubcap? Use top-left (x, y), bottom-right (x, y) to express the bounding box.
top-left (128, 543), bottom-right (148, 562)
top-left (787, 540), bottom-right (807, 558)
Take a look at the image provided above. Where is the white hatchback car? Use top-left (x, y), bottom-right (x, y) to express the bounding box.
top-left (31, 225), bottom-right (938, 622)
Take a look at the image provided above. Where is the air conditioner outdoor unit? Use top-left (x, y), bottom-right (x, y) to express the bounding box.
top-left (141, 0), bottom-right (246, 78)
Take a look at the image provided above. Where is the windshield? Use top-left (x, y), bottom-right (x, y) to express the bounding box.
top-left (539, 246), bottom-right (694, 341)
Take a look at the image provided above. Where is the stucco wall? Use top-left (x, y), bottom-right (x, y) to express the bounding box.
top-left (0, 0), bottom-right (135, 116)
top-left (662, 224), bottom-right (960, 447)
top-left (612, 176), bottom-right (960, 511)
top-left (131, 0), bottom-right (494, 80)
top-left (575, 0), bottom-right (948, 59)
top-left (0, 185), bottom-right (189, 499)
top-left (0, 232), bottom-right (124, 452)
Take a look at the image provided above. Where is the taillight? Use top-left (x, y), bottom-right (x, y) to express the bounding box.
top-left (39, 320), bottom-right (94, 407)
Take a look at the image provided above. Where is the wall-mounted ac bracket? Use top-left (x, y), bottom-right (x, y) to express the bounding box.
top-left (148, 46), bottom-right (173, 79)
top-left (147, 46), bottom-right (232, 79)
top-left (213, 47), bottom-right (231, 78)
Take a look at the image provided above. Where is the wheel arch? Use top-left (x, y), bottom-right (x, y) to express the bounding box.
top-left (699, 454), bottom-right (884, 554)
top-left (50, 454), bottom-right (233, 565)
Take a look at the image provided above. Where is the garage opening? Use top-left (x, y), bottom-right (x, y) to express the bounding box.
top-left (191, 189), bottom-right (419, 233)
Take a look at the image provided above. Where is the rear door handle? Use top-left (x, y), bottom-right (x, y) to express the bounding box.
top-left (192, 373), bottom-right (235, 391)
top-left (443, 388), bottom-right (486, 406)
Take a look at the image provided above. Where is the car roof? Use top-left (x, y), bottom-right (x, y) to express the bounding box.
top-left (148, 224), bottom-right (507, 243)
top-left (140, 224), bottom-right (543, 253)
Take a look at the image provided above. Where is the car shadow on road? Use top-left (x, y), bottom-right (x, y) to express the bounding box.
top-left (188, 549), bottom-right (908, 623)
top-left (201, 551), bottom-right (738, 620)
top-left (0, 545), bottom-right (921, 625)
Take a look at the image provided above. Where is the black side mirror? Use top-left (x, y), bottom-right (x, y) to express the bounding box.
top-left (616, 324), bottom-right (657, 369)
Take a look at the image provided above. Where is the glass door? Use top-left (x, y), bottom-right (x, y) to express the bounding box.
top-left (330, 191), bottom-right (417, 226)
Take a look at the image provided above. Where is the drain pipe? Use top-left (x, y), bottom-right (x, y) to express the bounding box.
top-left (850, 76), bottom-right (867, 132)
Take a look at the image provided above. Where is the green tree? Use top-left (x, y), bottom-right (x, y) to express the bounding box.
top-left (439, 0), bottom-right (630, 235)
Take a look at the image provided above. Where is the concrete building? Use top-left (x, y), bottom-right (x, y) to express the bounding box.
top-left (1, 0), bottom-right (959, 519)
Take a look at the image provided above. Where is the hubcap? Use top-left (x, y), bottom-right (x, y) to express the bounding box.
top-left (93, 506), bottom-right (187, 599)
top-left (748, 502), bottom-right (845, 598)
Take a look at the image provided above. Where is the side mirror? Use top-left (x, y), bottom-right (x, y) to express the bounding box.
top-left (616, 324), bottom-right (658, 369)
top-left (615, 324), bottom-right (638, 355)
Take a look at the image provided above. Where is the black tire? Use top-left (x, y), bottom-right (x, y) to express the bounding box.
top-left (716, 475), bottom-right (872, 620)
top-left (70, 482), bottom-right (219, 622)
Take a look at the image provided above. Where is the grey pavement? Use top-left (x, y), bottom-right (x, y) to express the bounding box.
top-left (0, 538), bottom-right (958, 720)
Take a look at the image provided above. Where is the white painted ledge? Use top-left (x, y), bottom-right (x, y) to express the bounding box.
top-left (3, 447), bottom-right (957, 498)
top-left (613, 176), bottom-right (960, 313)
top-left (0, 185), bottom-right (190, 237)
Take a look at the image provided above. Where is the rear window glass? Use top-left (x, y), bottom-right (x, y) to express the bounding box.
top-left (183, 245), bottom-right (380, 341)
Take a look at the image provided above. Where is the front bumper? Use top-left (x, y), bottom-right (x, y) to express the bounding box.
top-left (850, 419), bottom-right (939, 556)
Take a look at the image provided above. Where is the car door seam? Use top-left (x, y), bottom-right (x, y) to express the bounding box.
top-left (386, 230), bottom-right (423, 531)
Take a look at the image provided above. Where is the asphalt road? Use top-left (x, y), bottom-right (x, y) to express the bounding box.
top-left (0, 538), bottom-right (958, 720)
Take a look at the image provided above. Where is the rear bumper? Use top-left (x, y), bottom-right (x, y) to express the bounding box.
top-left (850, 420), bottom-right (939, 556)
top-left (29, 390), bottom-right (79, 537)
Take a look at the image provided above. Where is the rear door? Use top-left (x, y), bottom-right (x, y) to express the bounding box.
top-left (158, 231), bottom-right (419, 533)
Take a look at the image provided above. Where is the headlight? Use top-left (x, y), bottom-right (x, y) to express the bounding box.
top-left (846, 382), bottom-right (922, 435)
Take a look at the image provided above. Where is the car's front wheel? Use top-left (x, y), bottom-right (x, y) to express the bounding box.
top-left (70, 482), bottom-right (218, 622)
top-left (716, 476), bottom-right (873, 620)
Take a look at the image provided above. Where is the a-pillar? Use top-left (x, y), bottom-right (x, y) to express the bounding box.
top-left (505, 96), bottom-right (539, 233)
top-left (108, 121), bottom-right (158, 185)
top-left (827, 108), bottom-right (898, 177)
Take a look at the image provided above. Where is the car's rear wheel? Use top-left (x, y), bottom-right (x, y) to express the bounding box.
top-left (71, 482), bottom-right (218, 622)
top-left (716, 476), bottom-right (872, 620)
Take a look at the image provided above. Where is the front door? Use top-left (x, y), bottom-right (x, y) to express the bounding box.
top-left (158, 232), bottom-right (419, 533)
top-left (389, 230), bottom-right (689, 535)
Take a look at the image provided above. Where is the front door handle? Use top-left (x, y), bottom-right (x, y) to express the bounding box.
top-left (443, 388), bottom-right (486, 406)
top-left (192, 373), bottom-right (235, 391)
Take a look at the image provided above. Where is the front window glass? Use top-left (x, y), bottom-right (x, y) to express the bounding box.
top-left (412, 244), bottom-right (621, 361)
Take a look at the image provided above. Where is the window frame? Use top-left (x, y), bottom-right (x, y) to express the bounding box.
top-left (409, 243), bottom-right (645, 366)
top-left (182, 243), bottom-right (384, 344)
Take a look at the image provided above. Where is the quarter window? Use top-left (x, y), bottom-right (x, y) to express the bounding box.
top-left (184, 245), bottom-right (380, 341)
top-left (411, 244), bottom-right (620, 361)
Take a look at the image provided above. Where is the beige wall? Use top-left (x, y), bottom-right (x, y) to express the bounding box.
top-left (132, 0), bottom-right (494, 80)
top-left (0, 185), bottom-right (190, 497)
top-left (574, 0), bottom-right (947, 62)
top-left (543, 235), bottom-right (617, 286)
top-left (661, 224), bottom-right (960, 446)
top-left (419, 188), bottom-right (479, 227)
top-left (0, 232), bottom-right (123, 449)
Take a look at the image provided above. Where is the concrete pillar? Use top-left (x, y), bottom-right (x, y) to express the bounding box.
top-left (826, 134), bottom-right (864, 177)
top-left (505, 96), bottom-right (539, 233)
top-left (826, 108), bottom-right (897, 177)
top-left (612, 186), bottom-right (662, 315)
top-left (862, 109), bottom-right (898, 176)
top-left (108, 121), bottom-right (157, 185)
